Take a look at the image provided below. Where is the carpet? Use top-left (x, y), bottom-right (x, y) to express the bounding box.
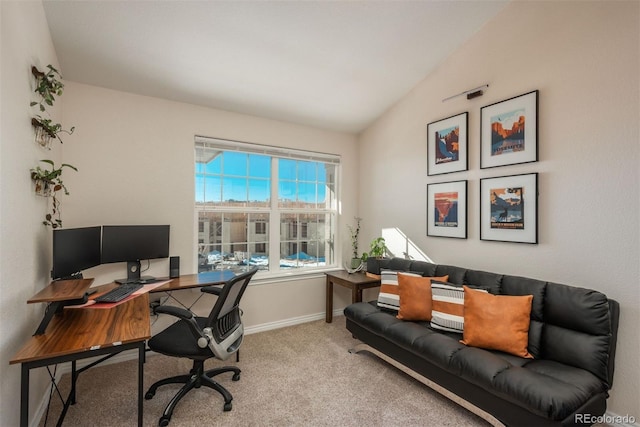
top-left (38, 316), bottom-right (491, 427)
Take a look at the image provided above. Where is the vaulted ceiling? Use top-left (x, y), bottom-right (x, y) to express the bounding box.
top-left (43, 0), bottom-right (507, 133)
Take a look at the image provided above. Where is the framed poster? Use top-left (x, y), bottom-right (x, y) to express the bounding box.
top-left (427, 180), bottom-right (467, 239)
top-left (480, 173), bottom-right (538, 244)
top-left (480, 90), bottom-right (538, 169)
top-left (427, 112), bottom-right (468, 175)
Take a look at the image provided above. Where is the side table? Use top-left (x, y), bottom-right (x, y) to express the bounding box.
top-left (325, 270), bottom-right (381, 323)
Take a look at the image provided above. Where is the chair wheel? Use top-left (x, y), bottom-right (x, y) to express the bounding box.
top-left (224, 402), bottom-right (233, 411)
top-left (232, 373), bottom-right (241, 381)
top-left (159, 415), bottom-right (170, 426)
top-left (145, 390), bottom-right (155, 400)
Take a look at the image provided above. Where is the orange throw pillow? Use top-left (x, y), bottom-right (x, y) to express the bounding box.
top-left (460, 286), bottom-right (534, 358)
top-left (396, 273), bottom-right (448, 321)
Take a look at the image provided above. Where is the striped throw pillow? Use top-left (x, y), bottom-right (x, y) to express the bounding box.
top-left (377, 270), bottom-right (422, 311)
top-left (430, 282), bottom-right (487, 333)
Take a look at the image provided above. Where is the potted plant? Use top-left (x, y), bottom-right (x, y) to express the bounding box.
top-left (347, 217), bottom-right (363, 270)
top-left (30, 160), bottom-right (78, 228)
top-left (30, 64), bottom-right (75, 148)
top-left (368, 237), bottom-right (388, 258)
top-left (30, 65), bottom-right (65, 112)
top-left (31, 116), bottom-right (75, 148)
top-left (365, 237), bottom-right (388, 274)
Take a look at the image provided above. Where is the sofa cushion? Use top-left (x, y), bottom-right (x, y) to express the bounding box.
top-left (430, 282), bottom-right (477, 333)
top-left (411, 332), bottom-right (466, 373)
top-left (493, 360), bottom-right (606, 420)
top-left (396, 274), bottom-right (437, 321)
top-left (543, 283), bottom-right (611, 384)
top-left (408, 260), bottom-right (437, 276)
top-left (434, 264), bottom-right (467, 285)
top-left (450, 345), bottom-right (514, 389)
top-left (378, 270), bottom-right (447, 312)
top-left (463, 269), bottom-right (502, 294)
top-left (501, 275), bottom-right (546, 359)
top-left (461, 286), bottom-right (534, 358)
top-left (377, 270), bottom-right (422, 311)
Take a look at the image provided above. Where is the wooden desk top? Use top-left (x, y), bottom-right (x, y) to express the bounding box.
top-left (151, 270), bottom-right (236, 292)
top-left (27, 278), bottom-right (94, 304)
top-left (10, 294), bottom-right (150, 365)
top-left (11, 271), bottom-right (235, 366)
top-left (325, 270), bottom-right (381, 284)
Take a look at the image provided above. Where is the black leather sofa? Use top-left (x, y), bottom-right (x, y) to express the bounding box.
top-left (344, 258), bottom-right (619, 426)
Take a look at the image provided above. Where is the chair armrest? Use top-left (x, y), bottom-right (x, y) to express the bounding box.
top-left (201, 285), bottom-right (222, 296)
top-left (154, 305), bottom-right (193, 320)
top-left (154, 305), bottom-right (209, 347)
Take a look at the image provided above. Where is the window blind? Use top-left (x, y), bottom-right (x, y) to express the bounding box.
top-left (195, 136), bottom-right (341, 165)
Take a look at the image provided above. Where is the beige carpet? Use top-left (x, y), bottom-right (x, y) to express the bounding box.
top-left (39, 316), bottom-right (491, 427)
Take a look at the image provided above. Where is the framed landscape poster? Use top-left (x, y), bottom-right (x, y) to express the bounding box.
top-left (427, 112), bottom-right (468, 175)
top-left (480, 90), bottom-right (538, 169)
top-left (427, 180), bottom-right (467, 239)
top-left (480, 173), bottom-right (538, 244)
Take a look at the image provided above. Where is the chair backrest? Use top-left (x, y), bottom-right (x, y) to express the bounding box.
top-left (206, 268), bottom-right (258, 348)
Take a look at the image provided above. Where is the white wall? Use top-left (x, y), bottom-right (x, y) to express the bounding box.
top-left (1, 5), bottom-right (360, 425)
top-left (358, 1), bottom-right (639, 419)
top-left (60, 82), bottom-right (360, 329)
top-left (3, 1), bottom-right (638, 425)
top-left (0, 2), bottom-right (64, 426)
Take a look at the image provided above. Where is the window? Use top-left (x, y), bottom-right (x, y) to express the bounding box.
top-left (195, 137), bottom-right (339, 274)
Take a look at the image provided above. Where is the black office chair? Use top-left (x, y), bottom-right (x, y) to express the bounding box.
top-left (145, 268), bottom-right (258, 426)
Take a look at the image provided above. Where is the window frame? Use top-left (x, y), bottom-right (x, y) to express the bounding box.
top-left (195, 136), bottom-right (340, 279)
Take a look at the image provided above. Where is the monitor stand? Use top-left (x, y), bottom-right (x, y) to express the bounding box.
top-left (115, 261), bottom-right (157, 284)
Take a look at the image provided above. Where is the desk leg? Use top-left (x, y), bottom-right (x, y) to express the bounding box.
top-left (325, 276), bottom-right (333, 323)
top-left (70, 360), bottom-right (77, 404)
top-left (138, 343), bottom-right (144, 427)
top-left (20, 365), bottom-right (29, 427)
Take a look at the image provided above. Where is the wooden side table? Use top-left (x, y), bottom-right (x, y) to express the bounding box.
top-left (325, 270), bottom-right (381, 323)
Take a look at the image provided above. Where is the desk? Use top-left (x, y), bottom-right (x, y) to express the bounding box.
top-left (10, 271), bottom-right (234, 427)
top-left (151, 270), bottom-right (235, 293)
top-left (10, 294), bottom-right (150, 427)
top-left (325, 270), bottom-right (381, 323)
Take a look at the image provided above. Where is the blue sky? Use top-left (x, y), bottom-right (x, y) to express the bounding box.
top-left (196, 153), bottom-right (327, 203)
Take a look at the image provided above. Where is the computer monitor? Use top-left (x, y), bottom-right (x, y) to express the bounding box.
top-left (101, 225), bottom-right (170, 284)
top-left (52, 226), bottom-right (102, 280)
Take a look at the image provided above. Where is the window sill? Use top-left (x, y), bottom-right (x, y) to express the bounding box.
top-left (249, 267), bottom-right (342, 286)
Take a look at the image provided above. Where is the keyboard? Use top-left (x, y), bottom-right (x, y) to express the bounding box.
top-left (94, 283), bottom-right (143, 303)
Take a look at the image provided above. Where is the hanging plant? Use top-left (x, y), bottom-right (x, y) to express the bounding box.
top-left (30, 160), bottom-right (78, 228)
top-left (31, 116), bottom-right (75, 147)
top-left (30, 65), bottom-right (65, 112)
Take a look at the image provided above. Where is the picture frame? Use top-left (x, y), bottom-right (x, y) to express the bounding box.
top-left (480, 90), bottom-right (538, 169)
top-left (427, 180), bottom-right (467, 239)
top-left (480, 173), bottom-right (538, 244)
top-left (427, 112), bottom-right (468, 175)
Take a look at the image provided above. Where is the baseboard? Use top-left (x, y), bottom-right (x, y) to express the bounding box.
top-left (31, 309), bottom-right (343, 427)
top-left (244, 308), bottom-right (343, 335)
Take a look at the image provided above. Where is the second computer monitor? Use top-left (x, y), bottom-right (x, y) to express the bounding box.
top-left (101, 225), bottom-right (170, 283)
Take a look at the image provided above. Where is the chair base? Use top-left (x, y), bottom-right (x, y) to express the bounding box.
top-left (145, 360), bottom-right (241, 426)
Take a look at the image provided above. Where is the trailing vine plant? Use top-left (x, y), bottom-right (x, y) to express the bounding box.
top-left (30, 65), bottom-right (64, 112)
top-left (30, 160), bottom-right (78, 228)
top-left (30, 64), bottom-right (75, 149)
top-left (31, 116), bottom-right (75, 146)
top-left (29, 64), bottom-right (78, 228)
